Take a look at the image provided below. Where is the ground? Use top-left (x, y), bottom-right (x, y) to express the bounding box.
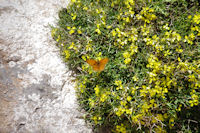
top-left (0, 0), bottom-right (92, 132)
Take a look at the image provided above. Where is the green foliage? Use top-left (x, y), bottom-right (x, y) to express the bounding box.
top-left (52, 0), bottom-right (200, 132)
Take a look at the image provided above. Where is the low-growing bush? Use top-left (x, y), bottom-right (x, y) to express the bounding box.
top-left (52, 0), bottom-right (200, 132)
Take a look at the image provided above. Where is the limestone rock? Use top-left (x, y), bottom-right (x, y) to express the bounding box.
top-left (0, 0), bottom-right (92, 132)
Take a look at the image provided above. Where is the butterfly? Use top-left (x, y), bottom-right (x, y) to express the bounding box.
top-left (86, 58), bottom-right (109, 72)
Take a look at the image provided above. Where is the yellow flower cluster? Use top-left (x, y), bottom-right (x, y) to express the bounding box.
top-left (193, 13), bottom-right (200, 24)
top-left (184, 33), bottom-right (195, 45)
top-left (136, 7), bottom-right (157, 23)
top-left (92, 115), bottom-right (101, 124)
top-left (95, 23), bottom-right (101, 34)
top-left (114, 80), bottom-right (123, 90)
top-left (169, 118), bottom-right (175, 128)
top-left (67, 26), bottom-right (76, 35)
top-left (89, 98), bottom-right (95, 107)
top-left (71, 13), bottom-right (77, 20)
top-left (68, 42), bottom-right (78, 52)
top-left (189, 90), bottom-right (199, 107)
top-left (191, 25), bottom-right (200, 36)
top-left (116, 124), bottom-right (127, 133)
top-left (94, 85), bottom-right (100, 96)
top-left (123, 44), bottom-right (138, 65)
top-left (100, 91), bottom-right (110, 102)
top-left (144, 35), bottom-right (164, 52)
top-left (64, 50), bottom-right (70, 59)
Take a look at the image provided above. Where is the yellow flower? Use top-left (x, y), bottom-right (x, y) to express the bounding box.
top-left (98, 52), bottom-right (102, 56)
top-left (116, 107), bottom-right (125, 117)
top-left (96, 24), bottom-right (100, 29)
top-left (176, 104), bottom-right (182, 112)
top-left (164, 113), bottom-right (168, 119)
top-left (56, 35), bottom-right (61, 42)
top-left (114, 80), bottom-right (123, 90)
top-left (94, 85), bottom-right (100, 96)
top-left (96, 9), bottom-right (101, 14)
top-left (152, 116), bottom-right (157, 123)
top-left (188, 15), bottom-right (192, 19)
top-left (71, 13), bottom-right (77, 20)
top-left (106, 25), bottom-right (112, 29)
top-left (115, 80), bottom-right (122, 86)
top-left (69, 42), bottom-right (75, 49)
top-left (123, 51), bottom-right (130, 58)
top-left (95, 29), bottom-right (101, 34)
top-left (69, 29), bottom-right (75, 34)
top-left (81, 55), bottom-right (87, 61)
top-left (71, 0), bottom-right (76, 3)
top-left (89, 98), bottom-right (95, 107)
top-left (92, 116), bottom-right (98, 124)
top-left (125, 108), bottom-right (132, 115)
top-left (51, 28), bottom-right (57, 37)
top-left (154, 126), bottom-right (166, 133)
top-left (189, 33), bottom-right (195, 40)
top-left (136, 14), bottom-right (142, 20)
top-left (125, 17), bottom-right (130, 23)
top-left (64, 50), bottom-right (70, 59)
top-left (169, 118), bottom-right (175, 128)
top-left (83, 7), bottom-right (88, 10)
top-left (193, 14), bottom-right (200, 24)
top-left (86, 43), bottom-right (92, 51)
top-left (77, 29), bottom-right (82, 34)
top-left (131, 87), bottom-right (136, 95)
top-left (176, 48), bottom-right (183, 53)
top-left (132, 75), bottom-right (138, 81)
top-left (132, 114), bottom-right (142, 123)
top-left (156, 114), bottom-right (164, 121)
top-left (127, 96), bottom-right (132, 102)
top-left (164, 50), bottom-right (171, 56)
top-left (116, 124), bottom-right (127, 133)
top-left (124, 58), bottom-right (131, 64)
top-left (100, 93), bottom-right (107, 102)
top-left (69, 27), bottom-right (76, 35)
top-left (112, 30), bottom-right (117, 36)
top-left (178, 57), bottom-right (181, 62)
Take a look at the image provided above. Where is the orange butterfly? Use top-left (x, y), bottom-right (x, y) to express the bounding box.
top-left (86, 58), bottom-right (109, 72)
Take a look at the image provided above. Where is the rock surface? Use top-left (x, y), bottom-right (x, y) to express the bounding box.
top-left (0, 0), bottom-right (92, 132)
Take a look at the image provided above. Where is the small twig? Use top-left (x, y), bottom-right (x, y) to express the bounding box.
top-left (188, 119), bottom-right (198, 131)
top-left (61, 80), bottom-right (67, 91)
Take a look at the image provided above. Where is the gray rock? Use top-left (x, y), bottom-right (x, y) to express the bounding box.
top-left (0, 0), bottom-right (92, 132)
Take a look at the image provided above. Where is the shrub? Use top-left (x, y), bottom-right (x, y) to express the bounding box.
top-left (52, 0), bottom-right (200, 132)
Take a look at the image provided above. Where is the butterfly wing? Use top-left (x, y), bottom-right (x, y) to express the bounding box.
top-left (98, 58), bottom-right (109, 71)
top-left (86, 59), bottom-right (99, 71)
top-left (86, 58), bottom-right (109, 71)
